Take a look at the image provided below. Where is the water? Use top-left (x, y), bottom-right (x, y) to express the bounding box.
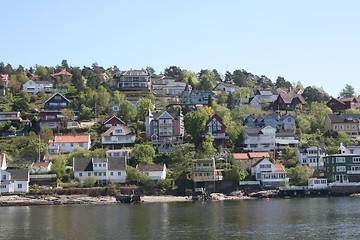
top-left (0, 197), bottom-right (359, 240)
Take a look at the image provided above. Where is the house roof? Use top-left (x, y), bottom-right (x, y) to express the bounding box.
top-left (54, 70), bottom-right (72, 76)
top-left (326, 114), bottom-right (360, 123)
top-left (278, 92), bottom-right (306, 104)
top-left (276, 131), bottom-right (295, 137)
top-left (103, 115), bottom-right (125, 125)
top-left (106, 149), bottom-right (132, 153)
top-left (101, 125), bottom-right (135, 137)
top-left (273, 163), bottom-right (286, 173)
top-left (137, 164), bottom-right (165, 172)
top-left (233, 153), bottom-right (249, 159)
top-left (73, 157), bottom-right (126, 171)
top-left (122, 70), bottom-right (148, 76)
top-left (6, 169), bottom-right (29, 181)
top-left (31, 162), bottom-right (51, 168)
top-left (34, 81), bottom-right (53, 85)
top-left (49, 135), bottom-right (90, 143)
top-left (152, 110), bottom-right (180, 119)
top-left (44, 92), bottom-right (70, 104)
top-left (248, 152), bottom-right (270, 158)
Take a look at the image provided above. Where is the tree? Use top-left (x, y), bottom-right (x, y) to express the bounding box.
top-left (145, 66), bottom-right (155, 76)
top-left (287, 165), bottom-right (314, 185)
top-left (164, 66), bottom-right (182, 78)
top-left (51, 155), bottom-right (67, 180)
top-left (137, 98), bottom-right (154, 120)
top-left (35, 65), bottom-right (51, 81)
top-left (117, 100), bottom-right (137, 123)
top-left (339, 84), bottom-right (355, 98)
top-left (79, 104), bottom-right (93, 120)
top-left (184, 108), bottom-right (209, 145)
top-left (223, 162), bottom-right (248, 184)
top-left (198, 74), bottom-right (215, 90)
top-left (60, 109), bottom-right (76, 127)
top-left (83, 176), bottom-right (97, 187)
top-left (196, 133), bottom-right (216, 158)
top-left (126, 166), bottom-right (150, 185)
top-left (130, 144), bottom-right (155, 165)
top-left (12, 90), bottom-right (30, 112)
top-left (275, 76), bottom-right (292, 89)
top-left (227, 92), bottom-right (236, 109)
top-left (302, 86), bottom-right (330, 103)
top-left (95, 86), bottom-right (110, 114)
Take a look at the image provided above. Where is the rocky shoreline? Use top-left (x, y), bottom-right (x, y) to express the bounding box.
top-left (0, 190), bottom-right (277, 207)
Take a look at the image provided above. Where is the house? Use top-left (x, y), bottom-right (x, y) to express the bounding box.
top-left (152, 76), bottom-right (188, 95)
top-left (44, 92), bottom-right (71, 110)
top-left (181, 84), bottom-right (215, 105)
top-left (22, 80), bottom-right (53, 94)
top-left (323, 154), bottom-right (360, 183)
top-left (326, 97), bottom-right (358, 113)
top-left (190, 158), bottom-right (223, 192)
top-left (214, 82), bottom-right (239, 93)
top-left (249, 89), bottom-right (278, 110)
top-left (38, 110), bottom-right (79, 128)
top-left (163, 81), bottom-right (188, 96)
top-left (0, 112), bottom-right (31, 127)
top-left (101, 125), bottom-right (136, 149)
top-left (103, 115), bottom-right (126, 130)
top-left (204, 114), bottom-right (229, 148)
top-left (73, 157), bottom-right (127, 185)
top-left (0, 154), bottom-right (29, 193)
top-left (136, 164), bottom-right (167, 180)
top-left (30, 162), bottom-right (52, 173)
top-left (232, 152), bottom-right (271, 170)
top-left (273, 92), bottom-right (306, 111)
top-left (145, 110), bottom-right (184, 153)
top-left (296, 146), bottom-right (326, 170)
top-left (48, 135), bottom-right (91, 154)
top-left (338, 143), bottom-right (360, 154)
top-left (243, 126), bottom-right (298, 152)
top-left (324, 114), bottom-right (360, 138)
top-left (106, 149), bottom-right (132, 158)
top-left (251, 158), bottom-right (288, 188)
top-left (116, 70), bottom-right (151, 91)
top-left (166, 103), bottom-right (202, 114)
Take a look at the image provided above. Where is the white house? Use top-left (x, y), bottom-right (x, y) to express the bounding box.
top-left (243, 126), bottom-right (276, 152)
top-left (0, 154), bottom-right (29, 193)
top-left (22, 80), bottom-right (53, 94)
top-left (162, 81), bottom-right (188, 96)
top-left (296, 146), bottom-right (326, 170)
top-left (251, 158), bottom-right (288, 188)
top-left (73, 157), bottom-right (127, 185)
top-left (106, 149), bottom-right (132, 158)
top-left (101, 125), bottom-right (136, 149)
top-left (30, 162), bottom-right (52, 173)
top-left (48, 135), bottom-right (91, 154)
top-left (338, 143), bottom-right (360, 154)
top-left (137, 164), bottom-right (167, 180)
top-left (214, 82), bottom-right (239, 93)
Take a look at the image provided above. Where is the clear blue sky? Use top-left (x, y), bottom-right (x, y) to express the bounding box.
top-left (1, 0), bottom-right (359, 97)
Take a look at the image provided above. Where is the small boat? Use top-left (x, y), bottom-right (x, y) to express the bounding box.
top-left (115, 195), bottom-right (141, 203)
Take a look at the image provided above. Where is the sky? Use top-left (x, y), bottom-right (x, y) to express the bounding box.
top-left (1, 0), bottom-right (360, 97)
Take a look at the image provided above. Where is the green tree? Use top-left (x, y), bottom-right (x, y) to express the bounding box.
top-left (126, 166), bottom-right (150, 185)
top-left (137, 98), bottom-right (154, 120)
top-left (223, 162), bottom-right (248, 184)
top-left (117, 100), bottom-right (137, 123)
top-left (51, 155), bottom-right (67, 180)
top-left (164, 66), bottom-right (182, 79)
top-left (287, 165), bottom-right (314, 185)
top-left (130, 144), bottom-right (155, 165)
top-left (35, 65), bottom-right (51, 81)
top-left (12, 90), bottom-right (30, 112)
top-left (302, 86), bottom-right (330, 103)
top-left (95, 86), bottom-right (110, 114)
top-left (339, 84), bottom-right (356, 98)
top-left (275, 76), bottom-right (292, 89)
top-left (79, 104), bottom-right (93, 120)
top-left (184, 108), bottom-right (209, 146)
top-left (198, 74), bottom-right (215, 90)
top-left (196, 133), bottom-right (216, 158)
top-left (83, 176), bottom-right (97, 187)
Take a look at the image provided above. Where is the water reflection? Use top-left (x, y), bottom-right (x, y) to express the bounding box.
top-left (0, 198), bottom-right (360, 239)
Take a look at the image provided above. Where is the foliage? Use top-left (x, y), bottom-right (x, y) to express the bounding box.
top-left (130, 144), bottom-right (155, 165)
top-left (51, 155), bottom-right (67, 180)
top-left (137, 98), bottom-right (154, 120)
top-left (117, 100), bottom-right (137, 123)
top-left (223, 162), bottom-right (248, 183)
top-left (184, 108), bottom-right (209, 145)
top-left (126, 166), bottom-right (150, 185)
top-left (339, 84), bottom-right (355, 98)
top-left (83, 176), bottom-right (97, 187)
top-left (195, 133), bottom-right (215, 158)
top-left (287, 164), bottom-right (314, 185)
top-left (302, 86), bottom-right (330, 103)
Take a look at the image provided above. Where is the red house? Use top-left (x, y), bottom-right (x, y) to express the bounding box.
top-left (103, 115), bottom-right (125, 130)
top-left (326, 97), bottom-right (358, 113)
top-left (273, 92), bottom-right (306, 111)
top-left (204, 114), bottom-right (229, 148)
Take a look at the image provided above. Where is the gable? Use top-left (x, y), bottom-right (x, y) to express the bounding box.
top-left (104, 115), bottom-right (125, 125)
top-left (158, 111), bottom-right (174, 120)
top-left (45, 92), bottom-right (70, 104)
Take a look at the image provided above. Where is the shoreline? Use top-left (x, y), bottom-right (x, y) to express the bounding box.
top-left (0, 194), bottom-right (256, 207)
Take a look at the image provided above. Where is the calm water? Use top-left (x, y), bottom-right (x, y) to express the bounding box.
top-left (0, 197), bottom-right (359, 240)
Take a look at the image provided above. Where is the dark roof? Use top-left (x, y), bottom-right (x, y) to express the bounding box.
top-left (276, 131), bottom-right (295, 137)
top-left (7, 169), bottom-right (29, 181)
top-left (327, 114), bottom-right (360, 123)
top-left (44, 92), bottom-right (70, 104)
top-left (101, 125), bottom-right (135, 137)
top-left (73, 157), bottom-right (126, 171)
top-left (278, 92), bottom-right (306, 104)
top-left (243, 128), bottom-right (262, 136)
top-left (137, 164), bottom-right (165, 172)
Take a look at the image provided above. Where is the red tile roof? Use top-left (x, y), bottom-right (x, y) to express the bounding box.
top-left (248, 152), bottom-right (270, 158)
top-left (49, 135), bottom-right (90, 143)
top-left (233, 153), bottom-right (249, 159)
top-left (54, 70), bottom-right (72, 76)
top-left (273, 163), bottom-right (286, 173)
top-left (31, 162), bottom-right (51, 168)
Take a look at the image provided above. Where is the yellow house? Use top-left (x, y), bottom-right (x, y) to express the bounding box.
top-left (191, 159), bottom-right (223, 192)
top-left (232, 152), bottom-right (271, 170)
top-left (324, 114), bottom-right (360, 138)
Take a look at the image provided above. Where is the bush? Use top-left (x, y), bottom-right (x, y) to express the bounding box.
top-left (83, 176), bottom-right (97, 187)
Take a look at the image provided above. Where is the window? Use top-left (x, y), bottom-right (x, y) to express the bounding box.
top-left (336, 166), bottom-right (346, 172)
top-left (110, 172), bottom-right (114, 176)
top-left (350, 150), bottom-right (354, 154)
top-left (340, 125), bottom-right (344, 130)
top-left (336, 157), bottom-right (345, 163)
top-left (334, 125), bottom-right (338, 130)
top-left (94, 164), bottom-right (97, 167)
top-left (79, 173), bottom-right (82, 177)
top-left (18, 184), bottom-right (23, 188)
top-left (347, 125), bottom-right (350, 130)
top-left (94, 172), bottom-right (98, 176)
top-left (1, 185), bottom-right (6, 188)
top-left (2, 175), bottom-right (6, 180)
top-left (353, 125), bottom-right (357, 130)
top-left (118, 172), bottom-right (121, 175)
top-left (88, 172), bottom-right (91, 176)
top-left (351, 166), bottom-right (360, 171)
top-left (353, 157), bottom-right (360, 163)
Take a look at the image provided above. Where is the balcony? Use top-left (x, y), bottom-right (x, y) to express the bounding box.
top-left (152, 137), bottom-right (183, 145)
top-left (347, 170), bottom-right (360, 174)
top-left (193, 167), bottom-right (215, 171)
top-left (203, 175), bottom-right (223, 181)
top-left (159, 123), bottom-right (173, 127)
